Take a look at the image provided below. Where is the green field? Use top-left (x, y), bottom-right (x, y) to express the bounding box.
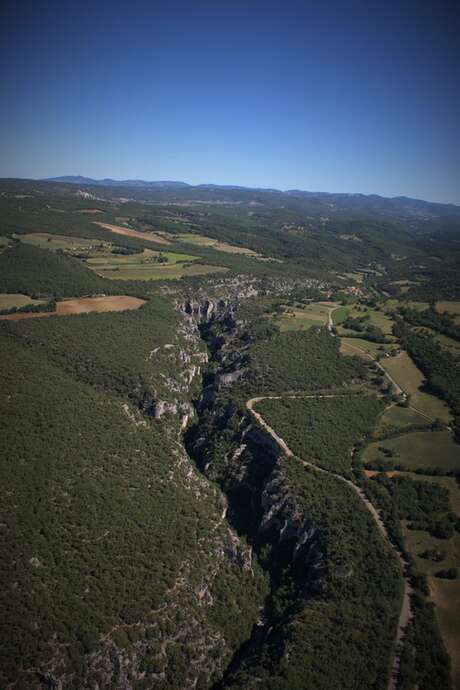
top-left (336, 304), bottom-right (395, 338)
top-left (431, 577), bottom-right (460, 690)
top-left (381, 352), bottom-right (452, 422)
top-left (376, 404), bottom-right (432, 432)
top-left (272, 301), bottom-right (330, 331)
top-left (83, 245), bottom-right (229, 280)
top-left (384, 298), bottom-right (429, 312)
top-left (363, 430), bottom-right (460, 472)
top-left (331, 305), bottom-right (348, 324)
top-left (416, 327), bottom-right (460, 355)
top-left (436, 301), bottom-right (460, 324)
top-left (98, 263), bottom-right (229, 280)
top-left (15, 232), bottom-right (109, 251)
top-left (171, 232), bottom-right (263, 257)
top-left (0, 293), bottom-right (45, 310)
top-left (340, 336), bottom-right (395, 358)
top-left (395, 471), bottom-right (460, 690)
top-left (87, 248), bottom-right (198, 268)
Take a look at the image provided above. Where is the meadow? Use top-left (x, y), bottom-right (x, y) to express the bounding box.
top-left (0, 293), bottom-right (45, 310)
top-left (338, 304), bottom-right (395, 335)
top-left (363, 430), bottom-right (460, 473)
top-left (436, 301), bottom-right (460, 321)
top-left (171, 232), bottom-right (264, 257)
top-left (381, 352), bottom-right (452, 422)
top-left (271, 301), bottom-right (331, 331)
top-left (95, 262), bottom-right (229, 280)
top-left (339, 336), bottom-right (395, 358)
top-left (14, 232), bottom-right (109, 252)
top-left (376, 404), bottom-right (432, 432)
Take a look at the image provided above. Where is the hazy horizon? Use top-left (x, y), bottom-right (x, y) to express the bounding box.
top-left (1, 0), bottom-right (459, 204)
top-left (2, 173), bottom-right (458, 206)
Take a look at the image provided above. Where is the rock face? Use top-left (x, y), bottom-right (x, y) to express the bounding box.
top-left (14, 300), bottom-right (268, 690)
top-left (182, 299), bottom-right (329, 681)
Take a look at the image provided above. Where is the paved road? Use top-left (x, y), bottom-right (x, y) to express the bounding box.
top-left (246, 393), bottom-right (413, 690)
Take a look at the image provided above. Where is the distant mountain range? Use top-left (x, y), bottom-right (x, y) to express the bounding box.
top-left (44, 176), bottom-right (190, 189)
top-left (41, 176), bottom-right (459, 216)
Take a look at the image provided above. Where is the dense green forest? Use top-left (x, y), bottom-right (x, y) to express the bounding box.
top-left (394, 319), bottom-right (460, 438)
top-left (220, 461), bottom-right (401, 690)
top-left (364, 473), bottom-right (454, 689)
top-left (0, 243), bottom-right (114, 297)
top-left (246, 328), bottom-right (367, 394)
top-left (398, 305), bottom-right (460, 342)
top-left (2, 296), bottom-right (189, 408)
top-left (256, 394), bottom-right (383, 474)
top-left (0, 317), bottom-right (267, 689)
top-left (2, 179), bottom-right (460, 689)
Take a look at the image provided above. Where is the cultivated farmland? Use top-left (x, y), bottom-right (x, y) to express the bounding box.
top-left (381, 352), bottom-right (452, 422)
top-left (0, 293), bottom-right (45, 310)
top-left (94, 221), bottom-right (171, 245)
top-left (0, 296), bottom-right (146, 320)
top-left (363, 430), bottom-right (460, 473)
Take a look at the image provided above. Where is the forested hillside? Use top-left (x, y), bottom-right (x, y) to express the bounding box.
top-left (1, 178), bottom-right (459, 690)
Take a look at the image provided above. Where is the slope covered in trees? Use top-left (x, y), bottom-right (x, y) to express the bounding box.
top-left (257, 394), bottom-right (383, 474)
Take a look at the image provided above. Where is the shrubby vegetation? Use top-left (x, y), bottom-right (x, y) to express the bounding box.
top-left (2, 297), bottom-right (185, 407)
top-left (398, 305), bottom-right (460, 342)
top-left (398, 592), bottom-right (452, 690)
top-left (220, 462), bottom-right (401, 690)
top-left (0, 297), bottom-right (56, 315)
top-left (393, 319), bottom-right (460, 439)
top-left (342, 314), bottom-right (390, 342)
top-left (2, 180), bottom-right (460, 688)
top-left (0, 317), bottom-right (267, 688)
top-left (256, 394), bottom-right (383, 474)
top-left (0, 243), bottom-right (114, 297)
top-left (246, 328), bottom-right (367, 394)
top-left (363, 473), bottom-right (454, 689)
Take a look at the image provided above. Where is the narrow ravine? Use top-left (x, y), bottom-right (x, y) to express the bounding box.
top-left (182, 298), bottom-right (412, 689)
top-left (247, 393), bottom-right (413, 690)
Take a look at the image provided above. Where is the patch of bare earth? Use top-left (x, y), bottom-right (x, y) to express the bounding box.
top-left (94, 222), bottom-right (171, 245)
top-left (0, 296), bottom-right (146, 320)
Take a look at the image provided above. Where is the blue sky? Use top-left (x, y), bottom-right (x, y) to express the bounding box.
top-left (1, 0), bottom-right (459, 203)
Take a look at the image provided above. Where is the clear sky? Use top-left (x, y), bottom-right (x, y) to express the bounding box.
top-left (1, 0), bottom-right (459, 203)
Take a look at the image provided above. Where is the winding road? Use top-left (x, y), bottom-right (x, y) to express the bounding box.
top-left (246, 392), bottom-right (412, 690)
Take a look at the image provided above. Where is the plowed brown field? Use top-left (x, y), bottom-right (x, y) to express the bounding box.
top-left (0, 296), bottom-right (146, 320)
